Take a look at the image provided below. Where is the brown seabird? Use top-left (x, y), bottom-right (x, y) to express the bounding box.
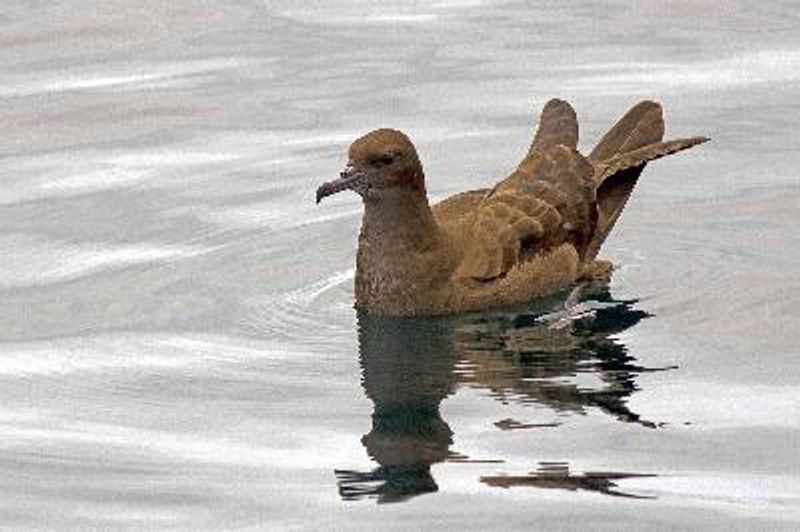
top-left (316, 99), bottom-right (707, 315)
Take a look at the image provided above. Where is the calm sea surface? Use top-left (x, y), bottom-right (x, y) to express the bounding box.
top-left (1, 1), bottom-right (799, 530)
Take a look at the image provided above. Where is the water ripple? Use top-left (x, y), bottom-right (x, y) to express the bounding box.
top-left (0, 334), bottom-right (284, 377)
top-left (0, 58), bottom-right (264, 98)
top-left (0, 234), bottom-right (208, 287)
top-left (242, 269), bottom-right (356, 351)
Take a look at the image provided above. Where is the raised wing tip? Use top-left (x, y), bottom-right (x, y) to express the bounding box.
top-left (675, 135), bottom-right (711, 151)
top-left (670, 134), bottom-right (709, 144)
top-left (596, 135), bottom-right (710, 183)
top-left (662, 135), bottom-right (710, 152)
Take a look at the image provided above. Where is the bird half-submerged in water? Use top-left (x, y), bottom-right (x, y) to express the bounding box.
top-left (316, 99), bottom-right (707, 316)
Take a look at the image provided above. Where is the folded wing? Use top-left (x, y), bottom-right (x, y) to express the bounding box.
top-left (456, 142), bottom-right (596, 281)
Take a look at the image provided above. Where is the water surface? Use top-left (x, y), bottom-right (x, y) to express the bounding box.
top-left (1, 1), bottom-right (799, 530)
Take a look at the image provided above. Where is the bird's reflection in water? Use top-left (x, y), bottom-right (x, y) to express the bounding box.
top-left (335, 285), bottom-right (671, 503)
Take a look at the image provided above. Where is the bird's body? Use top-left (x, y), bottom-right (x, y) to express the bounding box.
top-left (317, 99), bottom-right (707, 316)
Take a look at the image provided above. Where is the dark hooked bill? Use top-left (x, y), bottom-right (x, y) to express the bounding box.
top-left (316, 165), bottom-right (368, 203)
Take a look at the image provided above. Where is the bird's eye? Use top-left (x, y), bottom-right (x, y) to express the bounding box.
top-left (373, 153), bottom-right (395, 166)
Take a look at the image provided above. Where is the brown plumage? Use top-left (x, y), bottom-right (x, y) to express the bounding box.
top-left (316, 99), bottom-right (707, 316)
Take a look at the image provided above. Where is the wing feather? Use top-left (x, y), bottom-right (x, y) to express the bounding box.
top-left (457, 145), bottom-right (596, 281)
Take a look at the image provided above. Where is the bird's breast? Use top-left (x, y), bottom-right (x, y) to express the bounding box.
top-left (354, 234), bottom-right (458, 315)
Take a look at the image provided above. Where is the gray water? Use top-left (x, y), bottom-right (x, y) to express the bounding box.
top-left (2, 1), bottom-right (799, 530)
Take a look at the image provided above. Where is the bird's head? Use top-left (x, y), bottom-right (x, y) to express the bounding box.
top-left (316, 128), bottom-right (426, 204)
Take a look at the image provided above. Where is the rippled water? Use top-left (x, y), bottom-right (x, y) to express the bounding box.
top-left (2, 1), bottom-right (799, 530)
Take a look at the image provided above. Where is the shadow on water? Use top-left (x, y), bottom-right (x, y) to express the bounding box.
top-left (335, 284), bottom-right (671, 503)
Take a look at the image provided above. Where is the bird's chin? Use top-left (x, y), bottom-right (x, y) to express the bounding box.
top-left (351, 180), bottom-right (371, 198)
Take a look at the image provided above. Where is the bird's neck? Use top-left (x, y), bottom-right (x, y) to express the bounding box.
top-left (360, 188), bottom-right (439, 251)
top-left (355, 187), bottom-right (450, 314)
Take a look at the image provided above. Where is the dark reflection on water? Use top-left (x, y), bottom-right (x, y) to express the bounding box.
top-left (481, 462), bottom-right (656, 500)
top-left (336, 306), bottom-right (461, 503)
top-left (336, 285), bottom-right (672, 503)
